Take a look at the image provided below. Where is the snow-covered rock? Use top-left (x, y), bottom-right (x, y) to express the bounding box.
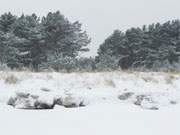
top-left (134, 94), bottom-right (159, 110)
top-left (62, 94), bottom-right (88, 108)
top-left (118, 92), bottom-right (134, 100)
top-left (7, 92), bottom-right (55, 109)
top-left (54, 96), bottom-right (63, 105)
top-left (7, 92), bottom-right (89, 109)
top-left (0, 71), bottom-right (179, 110)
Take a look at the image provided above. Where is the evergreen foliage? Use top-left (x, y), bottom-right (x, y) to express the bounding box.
top-left (96, 20), bottom-right (180, 71)
top-left (0, 11), bottom-right (90, 71)
top-left (1, 11), bottom-right (180, 72)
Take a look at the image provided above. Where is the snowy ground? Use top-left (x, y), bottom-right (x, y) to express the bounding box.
top-left (0, 71), bottom-right (180, 135)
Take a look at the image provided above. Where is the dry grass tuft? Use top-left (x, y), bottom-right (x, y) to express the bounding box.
top-left (141, 76), bottom-right (159, 83)
top-left (104, 78), bottom-right (116, 88)
top-left (4, 74), bottom-right (19, 84)
top-left (165, 74), bottom-right (177, 84)
top-left (46, 73), bottom-right (53, 80)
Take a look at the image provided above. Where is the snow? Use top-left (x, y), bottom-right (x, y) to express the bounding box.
top-left (0, 71), bottom-right (180, 135)
top-left (0, 102), bottom-right (180, 135)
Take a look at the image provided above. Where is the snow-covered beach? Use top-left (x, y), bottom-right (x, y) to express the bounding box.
top-left (0, 71), bottom-right (179, 135)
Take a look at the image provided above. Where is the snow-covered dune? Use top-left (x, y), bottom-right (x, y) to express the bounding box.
top-left (0, 71), bottom-right (180, 108)
top-left (0, 71), bottom-right (180, 135)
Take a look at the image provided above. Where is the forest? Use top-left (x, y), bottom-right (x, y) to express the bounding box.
top-left (1, 11), bottom-right (180, 72)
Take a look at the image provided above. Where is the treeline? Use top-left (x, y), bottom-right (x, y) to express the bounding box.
top-left (1, 11), bottom-right (180, 72)
top-left (0, 11), bottom-right (90, 71)
top-left (96, 20), bottom-right (180, 71)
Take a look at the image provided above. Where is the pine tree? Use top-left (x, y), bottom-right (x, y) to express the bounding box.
top-left (0, 12), bottom-right (16, 33)
top-left (96, 20), bottom-right (180, 71)
top-left (41, 11), bottom-right (90, 58)
top-left (12, 14), bottom-right (44, 69)
top-left (0, 32), bottom-right (24, 68)
top-left (96, 30), bottom-right (127, 69)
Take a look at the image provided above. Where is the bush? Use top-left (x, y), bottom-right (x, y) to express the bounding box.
top-left (95, 54), bottom-right (120, 71)
top-left (39, 55), bottom-right (77, 72)
top-left (75, 57), bottom-right (96, 72)
top-left (39, 53), bottom-right (96, 72)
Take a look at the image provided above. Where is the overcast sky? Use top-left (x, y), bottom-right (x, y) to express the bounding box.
top-left (0, 0), bottom-right (180, 56)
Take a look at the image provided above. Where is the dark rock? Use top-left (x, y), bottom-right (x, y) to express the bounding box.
top-left (34, 100), bottom-right (54, 109)
top-left (149, 106), bottom-right (159, 110)
top-left (170, 101), bottom-right (177, 105)
top-left (118, 92), bottom-right (134, 100)
top-left (134, 95), bottom-right (152, 106)
top-left (16, 92), bottom-right (30, 98)
top-left (134, 94), bottom-right (159, 110)
top-left (41, 88), bottom-right (51, 92)
top-left (30, 95), bottom-right (39, 99)
top-left (54, 97), bottom-right (63, 106)
top-left (7, 97), bottom-right (17, 106)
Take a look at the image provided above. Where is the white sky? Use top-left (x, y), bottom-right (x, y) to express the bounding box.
top-left (0, 0), bottom-right (180, 56)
